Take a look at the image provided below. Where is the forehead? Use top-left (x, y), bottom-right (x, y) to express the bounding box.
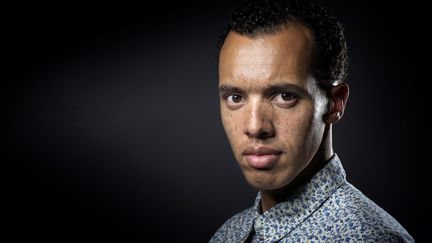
top-left (219, 23), bottom-right (313, 89)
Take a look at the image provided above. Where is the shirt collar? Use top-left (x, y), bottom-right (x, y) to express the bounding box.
top-left (249, 153), bottom-right (347, 242)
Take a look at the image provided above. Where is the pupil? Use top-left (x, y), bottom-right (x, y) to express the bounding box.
top-left (233, 95), bottom-right (241, 103)
top-left (282, 93), bottom-right (292, 101)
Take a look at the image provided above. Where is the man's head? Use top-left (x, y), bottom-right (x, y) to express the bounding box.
top-left (218, 0), bottom-right (349, 191)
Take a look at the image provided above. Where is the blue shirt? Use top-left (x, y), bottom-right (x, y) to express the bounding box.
top-left (209, 154), bottom-right (414, 242)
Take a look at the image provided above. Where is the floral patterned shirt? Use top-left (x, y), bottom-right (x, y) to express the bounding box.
top-left (209, 154), bottom-right (414, 242)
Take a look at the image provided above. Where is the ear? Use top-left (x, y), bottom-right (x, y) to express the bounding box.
top-left (324, 83), bottom-right (349, 124)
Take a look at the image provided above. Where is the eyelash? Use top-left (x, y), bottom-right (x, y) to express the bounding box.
top-left (223, 93), bottom-right (243, 101)
top-left (271, 92), bottom-right (299, 102)
top-left (222, 92), bottom-right (299, 108)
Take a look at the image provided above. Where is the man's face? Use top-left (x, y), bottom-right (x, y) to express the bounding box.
top-left (218, 23), bottom-right (329, 191)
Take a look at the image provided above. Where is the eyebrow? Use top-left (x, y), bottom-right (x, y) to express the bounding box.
top-left (218, 83), bottom-right (307, 96)
top-left (218, 85), bottom-right (245, 95)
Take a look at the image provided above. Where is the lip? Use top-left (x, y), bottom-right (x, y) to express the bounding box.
top-left (243, 146), bottom-right (282, 169)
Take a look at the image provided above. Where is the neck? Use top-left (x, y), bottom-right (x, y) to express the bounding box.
top-left (260, 125), bottom-right (334, 213)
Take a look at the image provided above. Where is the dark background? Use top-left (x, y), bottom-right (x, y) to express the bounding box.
top-left (6, 0), bottom-right (428, 241)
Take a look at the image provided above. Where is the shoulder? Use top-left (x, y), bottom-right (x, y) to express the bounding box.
top-left (209, 207), bottom-right (255, 243)
top-left (323, 182), bottom-right (414, 242)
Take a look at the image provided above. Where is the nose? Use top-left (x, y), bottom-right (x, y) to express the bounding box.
top-left (243, 98), bottom-right (275, 139)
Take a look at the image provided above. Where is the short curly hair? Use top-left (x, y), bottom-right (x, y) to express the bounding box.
top-left (218, 0), bottom-right (349, 87)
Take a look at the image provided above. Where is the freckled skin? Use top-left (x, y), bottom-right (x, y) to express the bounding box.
top-left (219, 23), bottom-right (349, 212)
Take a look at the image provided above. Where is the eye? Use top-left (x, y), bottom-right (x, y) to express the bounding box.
top-left (225, 94), bottom-right (245, 109)
top-left (228, 94), bottom-right (243, 103)
top-left (272, 92), bottom-right (298, 107)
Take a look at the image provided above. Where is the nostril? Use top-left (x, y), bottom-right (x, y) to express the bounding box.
top-left (243, 121), bottom-right (275, 139)
top-left (257, 131), bottom-right (272, 139)
top-left (255, 131), bottom-right (274, 139)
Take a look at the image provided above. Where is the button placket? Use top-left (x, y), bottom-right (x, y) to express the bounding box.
top-left (254, 218), bottom-right (265, 241)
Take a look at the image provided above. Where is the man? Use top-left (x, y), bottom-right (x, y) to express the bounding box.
top-left (209, 0), bottom-right (414, 242)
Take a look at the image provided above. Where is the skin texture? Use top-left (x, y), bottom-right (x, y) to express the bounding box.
top-left (218, 23), bottom-right (349, 212)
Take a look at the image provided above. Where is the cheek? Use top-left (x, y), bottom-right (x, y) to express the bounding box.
top-left (296, 105), bottom-right (325, 156)
top-left (221, 108), bottom-right (242, 143)
top-left (276, 104), bottom-right (320, 149)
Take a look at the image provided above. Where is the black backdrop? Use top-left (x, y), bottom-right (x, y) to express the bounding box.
top-left (6, 0), bottom-right (428, 241)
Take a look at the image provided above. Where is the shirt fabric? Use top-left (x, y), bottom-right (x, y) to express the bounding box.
top-left (209, 154), bottom-right (414, 242)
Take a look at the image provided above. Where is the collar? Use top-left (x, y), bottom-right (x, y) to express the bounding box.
top-left (246, 153), bottom-right (347, 242)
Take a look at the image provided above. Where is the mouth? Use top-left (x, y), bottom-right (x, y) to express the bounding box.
top-left (242, 146), bottom-right (283, 169)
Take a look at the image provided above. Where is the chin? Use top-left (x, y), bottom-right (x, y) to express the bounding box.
top-left (244, 172), bottom-right (287, 191)
top-left (248, 181), bottom-right (284, 191)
